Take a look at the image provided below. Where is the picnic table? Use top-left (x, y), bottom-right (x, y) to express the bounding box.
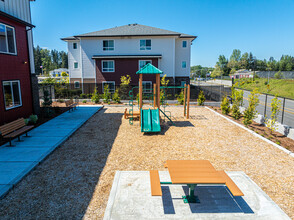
top-left (150, 160), bottom-right (244, 203)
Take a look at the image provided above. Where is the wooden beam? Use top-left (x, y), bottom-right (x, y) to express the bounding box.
top-left (187, 84), bottom-right (190, 119)
top-left (153, 84), bottom-right (156, 108)
top-left (184, 84), bottom-right (187, 116)
top-left (156, 74), bottom-right (160, 109)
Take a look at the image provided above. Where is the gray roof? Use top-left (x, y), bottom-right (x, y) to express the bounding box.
top-left (62, 24), bottom-right (197, 40)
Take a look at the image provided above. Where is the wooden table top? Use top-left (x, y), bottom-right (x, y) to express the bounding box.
top-left (166, 160), bottom-right (226, 184)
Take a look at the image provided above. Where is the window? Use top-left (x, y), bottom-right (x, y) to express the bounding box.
top-left (0, 23), bottom-right (16, 54)
top-left (102, 60), bottom-right (114, 72)
top-left (74, 62), bottom-right (78, 69)
top-left (103, 40), bottom-right (114, 51)
top-left (140, 39), bottom-right (151, 50)
top-left (73, 42), bottom-right (77, 49)
top-left (102, 81), bottom-right (115, 93)
top-left (181, 81), bottom-right (186, 87)
top-left (182, 41), bottom-right (187, 48)
top-left (74, 81), bottom-right (80, 88)
top-left (142, 81), bottom-right (152, 93)
top-left (139, 60), bottom-right (152, 69)
top-left (182, 61), bottom-right (187, 68)
top-left (3, 80), bottom-right (22, 110)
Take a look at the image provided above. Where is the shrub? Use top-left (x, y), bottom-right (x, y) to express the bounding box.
top-left (112, 89), bottom-right (121, 103)
top-left (57, 99), bottom-right (64, 103)
top-left (29, 114), bottom-right (38, 124)
top-left (231, 86), bottom-right (243, 119)
top-left (274, 71), bottom-right (284, 79)
top-left (221, 96), bottom-right (230, 115)
top-left (24, 118), bottom-right (29, 125)
top-left (176, 90), bottom-right (184, 105)
top-left (80, 93), bottom-right (87, 98)
top-left (243, 88), bottom-right (260, 126)
top-left (197, 90), bottom-right (205, 106)
top-left (91, 87), bottom-right (100, 104)
top-left (42, 89), bottom-right (52, 107)
top-left (82, 100), bottom-right (87, 104)
top-left (119, 75), bottom-right (131, 100)
top-left (265, 95), bottom-right (281, 133)
top-left (103, 84), bottom-right (111, 103)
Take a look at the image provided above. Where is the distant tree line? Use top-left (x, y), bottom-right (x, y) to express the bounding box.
top-left (190, 65), bottom-right (214, 79)
top-left (211, 49), bottom-right (294, 77)
top-left (34, 45), bottom-right (68, 75)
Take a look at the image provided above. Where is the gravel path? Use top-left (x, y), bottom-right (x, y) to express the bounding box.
top-left (0, 106), bottom-right (293, 219)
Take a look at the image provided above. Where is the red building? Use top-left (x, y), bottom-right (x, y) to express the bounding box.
top-left (0, 1), bottom-right (39, 125)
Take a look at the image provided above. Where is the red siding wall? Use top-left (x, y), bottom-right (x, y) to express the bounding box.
top-left (0, 16), bottom-right (33, 125)
top-left (96, 58), bottom-right (159, 86)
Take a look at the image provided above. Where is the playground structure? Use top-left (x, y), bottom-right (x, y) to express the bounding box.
top-left (125, 63), bottom-right (190, 133)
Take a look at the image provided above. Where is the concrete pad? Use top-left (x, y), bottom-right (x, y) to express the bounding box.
top-left (0, 147), bottom-right (51, 162)
top-left (27, 128), bottom-right (75, 137)
top-left (2, 136), bottom-right (66, 148)
top-left (0, 185), bottom-right (12, 198)
top-left (104, 171), bottom-right (290, 220)
top-left (0, 162), bottom-right (38, 185)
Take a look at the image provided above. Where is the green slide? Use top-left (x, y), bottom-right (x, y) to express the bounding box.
top-left (141, 108), bottom-right (161, 133)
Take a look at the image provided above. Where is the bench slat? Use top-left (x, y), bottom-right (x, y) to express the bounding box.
top-left (4, 126), bottom-right (34, 138)
top-left (218, 171), bottom-right (244, 196)
top-left (150, 170), bottom-right (162, 196)
top-left (0, 118), bottom-right (25, 136)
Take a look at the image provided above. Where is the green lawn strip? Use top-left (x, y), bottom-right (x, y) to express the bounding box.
top-left (235, 78), bottom-right (294, 99)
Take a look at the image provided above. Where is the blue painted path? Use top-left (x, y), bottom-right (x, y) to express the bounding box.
top-left (0, 105), bottom-right (102, 198)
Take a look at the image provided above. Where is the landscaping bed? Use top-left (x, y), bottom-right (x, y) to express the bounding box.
top-left (210, 106), bottom-right (294, 153)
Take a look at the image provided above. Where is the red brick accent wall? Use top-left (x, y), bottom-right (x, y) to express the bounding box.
top-left (96, 58), bottom-right (159, 86)
top-left (0, 15), bottom-right (33, 125)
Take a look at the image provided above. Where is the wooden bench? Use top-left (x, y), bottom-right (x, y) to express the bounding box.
top-left (0, 118), bottom-right (34, 146)
top-left (218, 171), bottom-right (244, 196)
top-left (150, 170), bottom-right (162, 196)
top-left (65, 99), bottom-right (78, 112)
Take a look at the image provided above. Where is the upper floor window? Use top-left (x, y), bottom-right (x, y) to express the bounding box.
top-left (140, 39), bottom-right (151, 50)
top-left (73, 42), bottom-right (77, 49)
top-left (0, 23), bottom-right (16, 55)
top-left (139, 60), bottom-right (152, 69)
top-left (3, 80), bottom-right (22, 110)
top-left (182, 41), bottom-right (187, 48)
top-left (74, 62), bottom-right (78, 69)
top-left (103, 40), bottom-right (114, 51)
top-left (102, 60), bottom-right (114, 72)
top-left (182, 61), bottom-right (187, 68)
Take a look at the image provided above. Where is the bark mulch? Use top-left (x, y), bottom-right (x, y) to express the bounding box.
top-left (0, 106), bottom-right (293, 219)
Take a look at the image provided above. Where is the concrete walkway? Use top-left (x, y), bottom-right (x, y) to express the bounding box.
top-left (0, 105), bottom-right (102, 198)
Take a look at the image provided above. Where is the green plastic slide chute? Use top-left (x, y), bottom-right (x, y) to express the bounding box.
top-left (141, 108), bottom-right (161, 133)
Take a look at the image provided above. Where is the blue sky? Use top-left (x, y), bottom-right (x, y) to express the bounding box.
top-left (31, 0), bottom-right (294, 67)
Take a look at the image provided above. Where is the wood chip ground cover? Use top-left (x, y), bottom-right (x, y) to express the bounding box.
top-left (0, 106), bottom-right (293, 219)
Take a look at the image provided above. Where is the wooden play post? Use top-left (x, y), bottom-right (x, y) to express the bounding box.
top-left (156, 74), bottom-right (160, 109)
top-left (187, 84), bottom-right (190, 119)
top-left (139, 74), bottom-right (143, 125)
top-left (184, 84), bottom-right (187, 116)
top-left (153, 84), bottom-right (156, 108)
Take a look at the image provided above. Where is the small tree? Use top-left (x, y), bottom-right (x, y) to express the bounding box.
top-left (265, 95), bottom-right (281, 133)
top-left (160, 74), bottom-right (169, 104)
top-left (119, 75), bottom-right (131, 100)
top-left (197, 90), bottom-right (205, 106)
top-left (103, 84), bottom-right (111, 103)
top-left (231, 86), bottom-right (243, 119)
top-left (221, 96), bottom-right (230, 115)
top-left (243, 88), bottom-right (260, 126)
top-left (112, 89), bottom-right (121, 103)
top-left (91, 87), bottom-right (100, 104)
top-left (176, 90), bottom-right (184, 105)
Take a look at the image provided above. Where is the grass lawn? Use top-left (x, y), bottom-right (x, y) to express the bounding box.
top-left (235, 78), bottom-right (294, 99)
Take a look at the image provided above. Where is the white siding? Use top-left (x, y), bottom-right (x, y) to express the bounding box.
top-left (0, 0), bottom-right (31, 23)
top-left (68, 41), bottom-right (82, 78)
top-left (175, 39), bottom-right (192, 77)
